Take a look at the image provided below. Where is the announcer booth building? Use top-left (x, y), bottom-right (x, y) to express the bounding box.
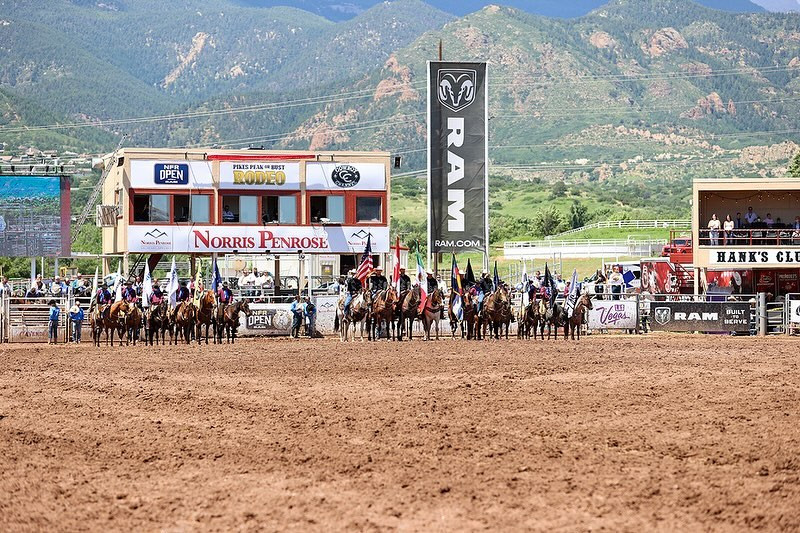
top-left (98, 148), bottom-right (391, 285)
top-left (692, 177), bottom-right (800, 296)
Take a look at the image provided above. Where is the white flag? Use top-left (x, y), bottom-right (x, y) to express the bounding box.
top-left (142, 261), bottom-right (153, 308)
top-left (565, 268), bottom-right (580, 318)
top-left (89, 267), bottom-right (99, 307)
top-left (521, 260), bottom-right (530, 308)
top-left (113, 262), bottom-right (122, 302)
top-left (167, 257), bottom-right (179, 309)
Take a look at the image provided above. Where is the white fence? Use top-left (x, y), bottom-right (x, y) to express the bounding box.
top-left (548, 219), bottom-right (690, 239)
top-left (504, 238), bottom-right (666, 259)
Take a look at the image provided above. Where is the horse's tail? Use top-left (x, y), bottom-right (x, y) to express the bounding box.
top-left (334, 311), bottom-right (340, 332)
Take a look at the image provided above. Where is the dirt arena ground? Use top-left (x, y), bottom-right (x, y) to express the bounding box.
top-left (1, 335), bottom-right (799, 532)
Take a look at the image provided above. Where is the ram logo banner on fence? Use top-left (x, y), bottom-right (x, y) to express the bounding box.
top-left (427, 61), bottom-right (488, 255)
top-left (587, 300), bottom-right (638, 330)
top-left (648, 301), bottom-right (751, 332)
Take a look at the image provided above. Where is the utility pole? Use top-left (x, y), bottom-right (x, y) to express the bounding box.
top-left (438, 39), bottom-right (443, 61)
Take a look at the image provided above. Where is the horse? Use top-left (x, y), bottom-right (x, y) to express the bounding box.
top-left (124, 304), bottom-right (143, 345)
top-left (543, 300), bottom-right (567, 340)
top-left (172, 300), bottom-right (195, 345)
top-left (421, 288), bottom-right (444, 341)
top-left (564, 293), bottom-right (593, 341)
top-left (89, 303), bottom-right (112, 346)
top-left (395, 285), bottom-right (420, 341)
top-left (517, 301), bottom-right (534, 339)
top-left (335, 291), bottom-right (370, 342)
top-left (146, 301), bottom-right (170, 345)
top-left (107, 300), bottom-right (130, 345)
top-left (217, 299), bottom-right (251, 344)
top-left (482, 287), bottom-right (511, 340)
top-left (370, 288), bottom-right (397, 341)
top-left (194, 290), bottom-right (216, 345)
top-left (448, 290), bottom-right (466, 339)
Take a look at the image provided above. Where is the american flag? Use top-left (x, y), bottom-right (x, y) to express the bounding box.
top-left (355, 234), bottom-right (373, 283)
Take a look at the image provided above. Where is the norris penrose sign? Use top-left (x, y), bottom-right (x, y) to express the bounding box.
top-left (710, 249), bottom-right (800, 266)
top-left (128, 225), bottom-right (389, 254)
top-left (427, 61), bottom-right (488, 256)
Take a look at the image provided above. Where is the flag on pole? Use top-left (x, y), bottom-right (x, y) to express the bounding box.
top-left (167, 257), bottom-right (179, 309)
top-left (465, 259), bottom-right (476, 287)
top-left (415, 252), bottom-right (428, 312)
top-left (565, 268), bottom-right (580, 318)
top-left (355, 234), bottom-right (373, 284)
top-left (211, 257), bottom-right (222, 294)
top-left (493, 261), bottom-right (500, 291)
top-left (392, 236), bottom-right (401, 291)
top-left (450, 254), bottom-right (463, 320)
top-left (113, 262), bottom-right (122, 302)
top-left (193, 268), bottom-right (203, 307)
top-left (142, 261), bottom-right (153, 308)
top-left (521, 260), bottom-right (530, 308)
top-left (89, 267), bottom-right (99, 308)
top-left (544, 263), bottom-right (558, 308)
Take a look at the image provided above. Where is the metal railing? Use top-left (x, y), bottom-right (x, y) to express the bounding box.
top-left (547, 219), bottom-right (690, 239)
top-left (699, 227), bottom-right (800, 246)
top-left (505, 238), bottom-right (667, 249)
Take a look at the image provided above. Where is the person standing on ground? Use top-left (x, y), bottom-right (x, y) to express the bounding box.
top-left (69, 302), bottom-right (84, 343)
top-left (303, 296), bottom-right (316, 338)
top-left (48, 300), bottom-right (60, 344)
top-left (290, 295), bottom-right (302, 338)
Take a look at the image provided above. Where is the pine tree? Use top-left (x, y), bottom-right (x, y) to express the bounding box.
top-left (789, 152), bottom-right (800, 178)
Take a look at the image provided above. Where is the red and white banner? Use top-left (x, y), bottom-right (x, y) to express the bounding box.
top-left (128, 225), bottom-right (389, 254)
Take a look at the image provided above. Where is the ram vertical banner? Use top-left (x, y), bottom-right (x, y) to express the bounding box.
top-left (427, 61), bottom-right (488, 258)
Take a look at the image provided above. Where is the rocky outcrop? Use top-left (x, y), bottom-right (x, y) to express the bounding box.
top-left (162, 32), bottom-right (210, 88)
top-left (737, 141), bottom-right (800, 165)
top-left (644, 28), bottom-right (688, 57)
top-left (374, 56), bottom-right (419, 102)
top-left (681, 61), bottom-right (712, 76)
top-left (589, 31), bottom-right (616, 49)
top-left (681, 92), bottom-right (728, 119)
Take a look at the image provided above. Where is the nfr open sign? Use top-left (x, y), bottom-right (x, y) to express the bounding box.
top-left (154, 163), bottom-right (189, 185)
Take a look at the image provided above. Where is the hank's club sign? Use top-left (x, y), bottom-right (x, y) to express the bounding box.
top-left (427, 61), bottom-right (488, 255)
top-left (711, 249), bottom-right (800, 266)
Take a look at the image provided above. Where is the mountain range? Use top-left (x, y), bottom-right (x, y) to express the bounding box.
top-left (0, 0), bottom-right (798, 183)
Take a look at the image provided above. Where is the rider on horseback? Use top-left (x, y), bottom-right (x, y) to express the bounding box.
top-left (426, 270), bottom-right (438, 294)
top-left (344, 269), bottom-right (362, 317)
top-left (176, 280), bottom-right (191, 303)
top-left (95, 282), bottom-right (112, 308)
top-left (217, 281), bottom-right (233, 305)
top-left (476, 270), bottom-right (493, 312)
top-left (398, 266), bottom-right (411, 292)
top-left (149, 281), bottom-right (164, 306)
top-left (122, 280), bottom-right (138, 305)
top-left (369, 266), bottom-right (388, 297)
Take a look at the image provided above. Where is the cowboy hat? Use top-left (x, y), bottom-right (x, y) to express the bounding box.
top-left (374, 266), bottom-right (383, 271)
top-left (348, 269), bottom-right (356, 274)
top-left (482, 269), bottom-right (488, 274)
top-left (426, 269), bottom-right (433, 275)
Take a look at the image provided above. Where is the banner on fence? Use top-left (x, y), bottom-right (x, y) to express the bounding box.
top-left (790, 300), bottom-right (800, 324)
top-left (238, 303), bottom-right (293, 336)
top-left (314, 295), bottom-right (339, 334)
top-left (648, 301), bottom-right (750, 332)
top-left (587, 300), bottom-right (638, 330)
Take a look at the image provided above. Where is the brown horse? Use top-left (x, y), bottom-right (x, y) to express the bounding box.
top-left (396, 285), bottom-right (420, 341)
top-left (124, 304), bottom-right (143, 345)
top-left (194, 290), bottom-right (216, 344)
top-left (107, 300), bottom-right (130, 346)
top-left (172, 301), bottom-right (195, 344)
top-left (217, 299), bottom-right (251, 343)
top-left (543, 300), bottom-right (566, 340)
top-left (146, 301), bottom-right (170, 345)
top-left (370, 288), bottom-right (397, 341)
top-left (421, 288), bottom-right (444, 341)
top-left (482, 288), bottom-right (510, 340)
top-left (90, 303), bottom-right (113, 346)
top-left (564, 293), bottom-right (593, 340)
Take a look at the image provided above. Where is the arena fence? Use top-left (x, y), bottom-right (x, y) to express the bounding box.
top-left (786, 293), bottom-right (800, 336)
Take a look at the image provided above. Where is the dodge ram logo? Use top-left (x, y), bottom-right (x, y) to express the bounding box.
top-left (437, 69), bottom-right (476, 112)
top-left (654, 307), bottom-right (671, 325)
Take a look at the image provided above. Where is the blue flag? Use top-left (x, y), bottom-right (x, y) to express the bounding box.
top-left (211, 257), bottom-right (222, 293)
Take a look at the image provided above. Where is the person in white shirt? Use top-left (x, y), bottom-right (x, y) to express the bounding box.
top-left (744, 206), bottom-right (758, 226)
top-left (707, 213), bottom-right (721, 246)
top-left (723, 214), bottom-right (734, 245)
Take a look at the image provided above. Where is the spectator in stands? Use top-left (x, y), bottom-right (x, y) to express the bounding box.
top-left (735, 212), bottom-right (743, 229)
top-left (707, 213), bottom-right (721, 246)
top-left (0, 276), bottom-right (11, 297)
top-left (764, 213), bottom-right (774, 227)
top-left (745, 206), bottom-right (758, 226)
top-left (69, 302), bottom-right (84, 343)
top-left (222, 205), bottom-right (235, 222)
top-left (751, 217), bottom-right (766, 245)
top-left (608, 265), bottom-right (623, 300)
top-left (48, 300), bottom-right (60, 344)
top-left (71, 274), bottom-right (83, 294)
top-left (50, 276), bottom-right (67, 296)
top-left (723, 214), bottom-right (734, 245)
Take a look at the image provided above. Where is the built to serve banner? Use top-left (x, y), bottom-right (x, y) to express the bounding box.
top-left (648, 301), bottom-right (751, 332)
top-left (428, 61), bottom-right (488, 255)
